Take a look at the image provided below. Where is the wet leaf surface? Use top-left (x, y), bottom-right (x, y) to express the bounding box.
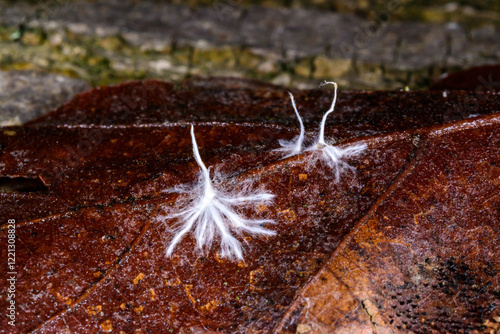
top-left (0, 78), bottom-right (499, 333)
top-left (430, 64), bottom-right (500, 92)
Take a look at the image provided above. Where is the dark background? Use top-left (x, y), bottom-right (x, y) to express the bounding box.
top-left (0, 0), bottom-right (499, 124)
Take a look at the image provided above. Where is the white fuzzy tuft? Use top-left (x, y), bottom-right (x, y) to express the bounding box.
top-left (309, 143), bottom-right (367, 181)
top-left (275, 81), bottom-right (366, 179)
top-left (275, 91), bottom-right (305, 158)
top-left (165, 125), bottom-right (276, 260)
top-left (306, 81), bottom-right (366, 179)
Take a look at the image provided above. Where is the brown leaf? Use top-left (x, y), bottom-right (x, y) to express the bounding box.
top-left (0, 78), bottom-right (498, 333)
top-left (430, 64), bottom-right (500, 92)
top-left (276, 115), bottom-right (500, 333)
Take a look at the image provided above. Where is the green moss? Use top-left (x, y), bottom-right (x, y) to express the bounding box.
top-left (192, 48), bottom-right (237, 68)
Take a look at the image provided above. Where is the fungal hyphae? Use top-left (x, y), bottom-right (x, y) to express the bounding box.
top-left (306, 81), bottom-right (367, 181)
top-left (275, 91), bottom-right (305, 158)
top-left (278, 81), bottom-right (366, 181)
top-left (165, 126), bottom-right (276, 260)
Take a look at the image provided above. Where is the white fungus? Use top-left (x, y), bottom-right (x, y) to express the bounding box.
top-left (277, 80), bottom-right (367, 181)
top-left (165, 126), bottom-right (276, 260)
top-left (305, 81), bottom-right (367, 181)
top-left (275, 91), bottom-right (305, 158)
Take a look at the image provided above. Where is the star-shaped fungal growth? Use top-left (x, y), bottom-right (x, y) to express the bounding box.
top-left (166, 126), bottom-right (276, 260)
top-left (278, 81), bottom-right (367, 181)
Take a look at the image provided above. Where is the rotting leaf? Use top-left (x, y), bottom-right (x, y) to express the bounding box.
top-left (0, 78), bottom-right (498, 333)
top-left (276, 114), bottom-right (500, 333)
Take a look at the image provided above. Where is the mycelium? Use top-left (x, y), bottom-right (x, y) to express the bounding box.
top-left (165, 125), bottom-right (276, 260)
top-left (279, 81), bottom-right (367, 181)
top-left (275, 91), bottom-right (305, 158)
top-left (167, 82), bottom-right (365, 260)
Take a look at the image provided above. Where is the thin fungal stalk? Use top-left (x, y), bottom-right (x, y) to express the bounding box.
top-left (317, 81), bottom-right (338, 146)
top-left (276, 91), bottom-right (305, 158)
top-left (306, 81), bottom-right (367, 181)
top-left (166, 125), bottom-right (276, 260)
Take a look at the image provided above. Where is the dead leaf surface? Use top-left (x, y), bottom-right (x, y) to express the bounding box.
top-left (0, 79), bottom-right (498, 333)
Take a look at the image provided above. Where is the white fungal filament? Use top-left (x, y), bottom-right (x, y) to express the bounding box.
top-left (275, 80), bottom-right (366, 180)
top-left (166, 125), bottom-right (276, 260)
top-left (307, 80), bottom-right (367, 181)
top-left (317, 81), bottom-right (338, 146)
top-left (276, 91), bottom-right (305, 158)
